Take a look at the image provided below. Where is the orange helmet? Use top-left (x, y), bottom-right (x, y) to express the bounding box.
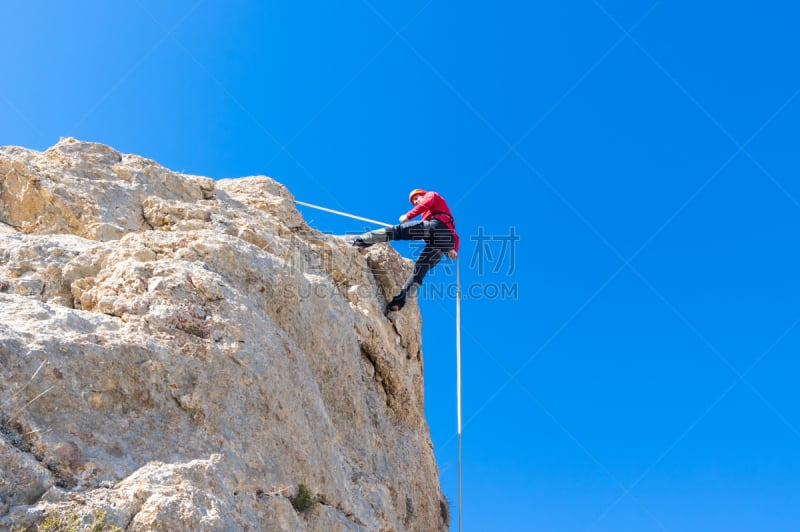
top-left (408, 188), bottom-right (427, 204)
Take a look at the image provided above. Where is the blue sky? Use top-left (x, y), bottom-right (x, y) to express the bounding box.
top-left (3, 2), bottom-right (800, 530)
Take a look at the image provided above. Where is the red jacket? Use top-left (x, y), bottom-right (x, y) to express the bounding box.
top-left (405, 191), bottom-right (460, 252)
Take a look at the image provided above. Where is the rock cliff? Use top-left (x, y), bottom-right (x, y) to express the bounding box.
top-left (0, 138), bottom-right (449, 531)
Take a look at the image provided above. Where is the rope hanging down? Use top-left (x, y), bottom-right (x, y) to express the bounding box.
top-left (296, 199), bottom-right (464, 531)
top-left (456, 257), bottom-right (463, 532)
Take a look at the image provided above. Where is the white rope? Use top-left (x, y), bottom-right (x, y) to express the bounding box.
top-left (456, 257), bottom-right (463, 532)
top-left (295, 200), bottom-right (393, 228)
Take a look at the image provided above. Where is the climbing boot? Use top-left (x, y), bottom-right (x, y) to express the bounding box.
top-left (350, 237), bottom-right (373, 253)
top-left (386, 289), bottom-right (407, 313)
top-left (351, 229), bottom-right (389, 254)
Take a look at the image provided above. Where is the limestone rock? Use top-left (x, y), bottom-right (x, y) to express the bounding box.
top-left (0, 139), bottom-right (448, 531)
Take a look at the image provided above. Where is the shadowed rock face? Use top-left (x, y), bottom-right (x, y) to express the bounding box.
top-left (0, 138), bottom-right (449, 531)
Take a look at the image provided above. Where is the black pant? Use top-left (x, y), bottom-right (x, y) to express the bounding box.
top-left (388, 219), bottom-right (455, 292)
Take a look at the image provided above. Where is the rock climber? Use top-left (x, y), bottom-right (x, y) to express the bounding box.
top-left (351, 188), bottom-right (459, 313)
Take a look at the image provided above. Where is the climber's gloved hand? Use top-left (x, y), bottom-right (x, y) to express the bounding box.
top-left (399, 214), bottom-right (408, 223)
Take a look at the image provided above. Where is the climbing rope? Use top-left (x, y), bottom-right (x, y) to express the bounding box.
top-left (295, 200), bottom-right (392, 228)
top-left (456, 257), bottom-right (463, 532)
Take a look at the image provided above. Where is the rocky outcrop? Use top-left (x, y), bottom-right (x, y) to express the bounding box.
top-left (0, 138), bottom-right (448, 531)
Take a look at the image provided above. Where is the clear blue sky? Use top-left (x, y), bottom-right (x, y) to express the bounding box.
top-left (3, 2), bottom-right (800, 530)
